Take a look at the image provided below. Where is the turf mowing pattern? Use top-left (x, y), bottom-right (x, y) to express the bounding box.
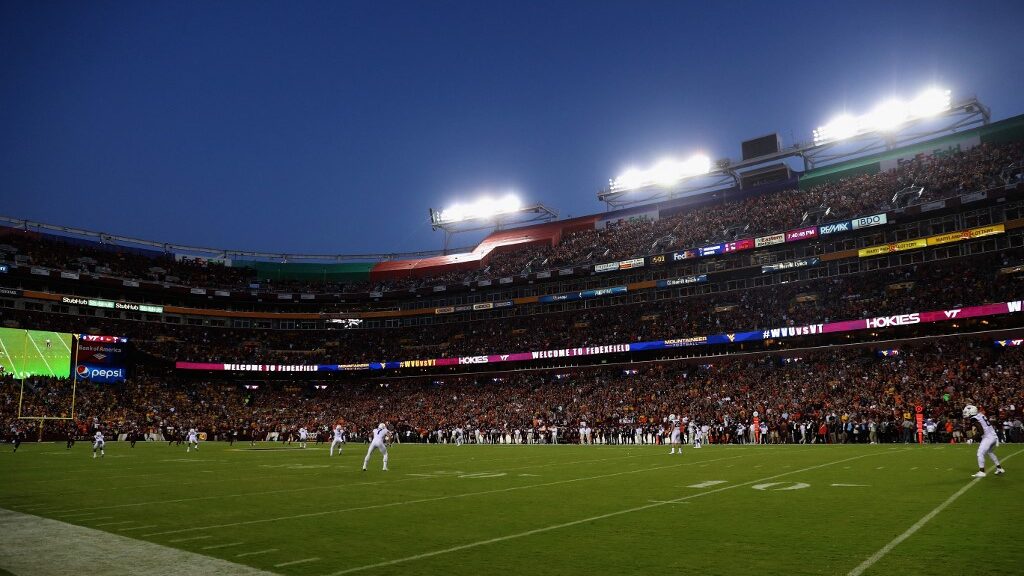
top-left (1, 442), bottom-right (1021, 575)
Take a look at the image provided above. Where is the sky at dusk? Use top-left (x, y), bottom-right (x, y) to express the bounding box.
top-left (3, 0), bottom-right (1023, 256)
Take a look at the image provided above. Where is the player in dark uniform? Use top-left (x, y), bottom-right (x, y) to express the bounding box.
top-left (12, 428), bottom-right (23, 453)
top-left (66, 426), bottom-right (76, 449)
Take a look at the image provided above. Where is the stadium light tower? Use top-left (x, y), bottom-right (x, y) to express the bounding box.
top-left (807, 87), bottom-right (990, 167)
top-left (429, 192), bottom-right (558, 252)
top-left (598, 153), bottom-right (735, 208)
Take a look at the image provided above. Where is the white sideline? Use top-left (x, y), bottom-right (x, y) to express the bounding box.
top-left (847, 448), bottom-right (1023, 576)
top-left (0, 508), bottom-right (278, 576)
top-left (142, 454), bottom-right (748, 537)
top-left (322, 450), bottom-right (906, 575)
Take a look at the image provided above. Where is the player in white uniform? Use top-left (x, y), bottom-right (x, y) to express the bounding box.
top-left (362, 423), bottom-right (390, 471)
top-left (330, 425), bottom-right (345, 456)
top-left (454, 427), bottom-right (464, 446)
top-left (668, 414), bottom-right (682, 455)
top-left (186, 428), bottom-right (199, 452)
top-left (92, 431), bottom-right (105, 458)
top-left (688, 420), bottom-right (701, 448)
top-left (298, 427), bottom-right (309, 449)
top-left (964, 405), bottom-right (1005, 478)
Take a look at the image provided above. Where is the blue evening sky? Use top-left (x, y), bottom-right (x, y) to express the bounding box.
top-left (2, 0), bottom-right (1022, 255)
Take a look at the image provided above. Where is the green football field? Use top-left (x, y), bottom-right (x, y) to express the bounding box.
top-left (1, 442), bottom-right (1021, 575)
top-left (0, 328), bottom-right (73, 379)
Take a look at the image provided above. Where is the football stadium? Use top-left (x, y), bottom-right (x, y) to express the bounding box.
top-left (2, 3), bottom-right (1023, 576)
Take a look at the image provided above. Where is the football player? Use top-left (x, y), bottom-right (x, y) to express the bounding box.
top-left (668, 413), bottom-right (683, 455)
top-left (92, 430), bottom-right (105, 459)
top-left (330, 424), bottom-right (346, 457)
top-left (362, 423), bottom-right (390, 471)
top-left (964, 405), bottom-right (1005, 478)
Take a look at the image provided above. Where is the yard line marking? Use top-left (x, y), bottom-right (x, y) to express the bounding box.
top-left (118, 524), bottom-right (158, 532)
top-left (203, 542), bottom-right (245, 550)
top-left (685, 480), bottom-right (728, 488)
top-left (141, 454), bottom-right (748, 537)
top-left (96, 520), bottom-right (136, 527)
top-left (52, 331), bottom-right (72, 353)
top-left (847, 448), bottom-right (1023, 576)
top-left (87, 516), bottom-right (114, 521)
top-left (56, 512), bottom-right (99, 519)
top-left (26, 334), bottom-right (55, 377)
top-left (47, 453), bottom-right (644, 514)
top-left (170, 535), bottom-right (213, 543)
top-left (831, 483), bottom-right (870, 487)
top-left (323, 450), bottom-right (909, 575)
top-left (647, 500), bottom-right (690, 504)
top-left (237, 549), bottom-right (278, 558)
top-left (275, 557), bottom-right (320, 568)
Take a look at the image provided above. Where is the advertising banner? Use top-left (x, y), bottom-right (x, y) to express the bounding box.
top-left (761, 257), bottom-right (820, 274)
top-left (755, 233), bottom-right (786, 247)
top-left (858, 238), bottom-right (927, 258)
top-left (657, 274), bottom-right (708, 288)
top-left (851, 213), bottom-right (888, 229)
top-left (925, 224), bottom-right (1004, 246)
top-left (785, 226), bottom-right (818, 242)
top-left (539, 285), bottom-right (626, 304)
top-left (75, 334), bottom-right (129, 383)
top-left (723, 239), bottom-right (754, 252)
top-left (671, 249), bottom-right (699, 261)
top-left (174, 300), bottom-right (1023, 373)
top-left (595, 258), bottom-right (645, 273)
top-left (818, 220), bottom-right (853, 235)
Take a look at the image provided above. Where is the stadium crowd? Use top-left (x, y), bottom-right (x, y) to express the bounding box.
top-left (4, 340), bottom-right (1022, 448)
top-left (2, 141), bottom-right (1021, 293)
top-left (3, 248), bottom-right (1018, 367)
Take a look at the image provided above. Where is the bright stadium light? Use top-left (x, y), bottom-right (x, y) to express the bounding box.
top-left (867, 98), bottom-right (910, 132)
top-left (610, 153), bottom-right (711, 191)
top-left (910, 87), bottom-right (952, 117)
top-left (435, 192), bottom-right (522, 224)
top-left (813, 87), bottom-right (951, 145)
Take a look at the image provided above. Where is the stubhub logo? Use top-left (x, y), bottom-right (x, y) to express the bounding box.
top-left (76, 364), bottom-right (126, 382)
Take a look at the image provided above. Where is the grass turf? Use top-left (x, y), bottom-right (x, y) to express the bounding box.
top-left (1, 442), bottom-right (1021, 575)
top-left (0, 328), bottom-right (72, 379)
